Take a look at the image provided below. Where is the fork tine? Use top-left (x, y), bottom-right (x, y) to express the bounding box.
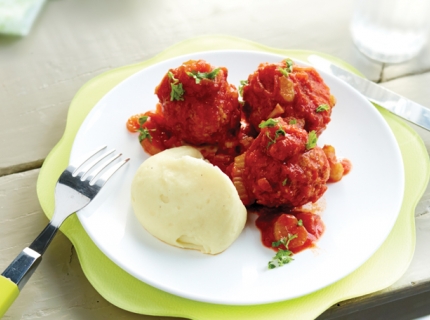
top-left (85, 152), bottom-right (122, 182)
top-left (75, 149), bottom-right (116, 180)
top-left (72, 145), bottom-right (107, 177)
top-left (90, 158), bottom-right (130, 187)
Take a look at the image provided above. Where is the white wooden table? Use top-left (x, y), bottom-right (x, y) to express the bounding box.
top-left (1, 1), bottom-right (430, 319)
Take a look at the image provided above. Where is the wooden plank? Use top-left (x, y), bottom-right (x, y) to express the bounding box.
top-left (1, 167), bottom-right (430, 318)
top-left (319, 289), bottom-right (430, 320)
top-left (0, 170), bottom-right (179, 319)
top-left (0, 0), bottom-right (384, 175)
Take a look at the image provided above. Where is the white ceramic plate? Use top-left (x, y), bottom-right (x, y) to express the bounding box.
top-left (71, 50), bottom-right (404, 305)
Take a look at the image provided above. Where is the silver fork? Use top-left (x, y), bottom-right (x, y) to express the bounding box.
top-left (0, 146), bottom-right (129, 316)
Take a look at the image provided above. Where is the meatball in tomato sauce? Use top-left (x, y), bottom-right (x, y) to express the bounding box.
top-left (155, 60), bottom-right (241, 145)
top-left (231, 117), bottom-right (330, 208)
top-left (242, 59), bottom-right (336, 136)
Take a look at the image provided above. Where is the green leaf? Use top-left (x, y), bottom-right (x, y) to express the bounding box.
top-left (269, 234), bottom-right (298, 269)
top-left (282, 178), bottom-right (288, 186)
top-left (138, 116), bottom-right (148, 125)
top-left (259, 118), bottom-right (278, 128)
top-left (289, 119), bottom-right (297, 125)
top-left (167, 71), bottom-right (185, 101)
top-left (297, 219), bottom-right (303, 226)
top-left (138, 128), bottom-right (152, 142)
top-left (167, 71), bottom-right (178, 83)
top-left (278, 58), bottom-right (294, 77)
top-left (272, 239), bottom-right (283, 247)
top-left (271, 234), bottom-right (297, 248)
top-left (306, 130), bottom-right (317, 150)
top-left (239, 80), bottom-right (248, 97)
top-left (285, 58), bottom-right (294, 71)
top-left (187, 68), bottom-right (221, 84)
top-left (170, 82), bottom-right (184, 101)
top-left (275, 128), bottom-right (286, 138)
top-left (316, 104), bottom-right (330, 112)
top-left (265, 131), bottom-right (277, 148)
top-left (264, 125), bottom-right (286, 149)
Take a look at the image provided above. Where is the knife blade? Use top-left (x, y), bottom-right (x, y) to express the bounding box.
top-left (308, 55), bottom-right (430, 131)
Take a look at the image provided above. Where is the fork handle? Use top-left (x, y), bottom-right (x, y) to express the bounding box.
top-left (0, 276), bottom-right (19, 318)
top-left (0, 248), bottom-right (41, 318)
top-left (29, 223), bottom-right (59, 255)
top-left (0, 223), bottom-right (58, 317)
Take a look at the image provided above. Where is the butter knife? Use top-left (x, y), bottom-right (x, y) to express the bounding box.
top-left (308, 55), bottom-right (430, 131)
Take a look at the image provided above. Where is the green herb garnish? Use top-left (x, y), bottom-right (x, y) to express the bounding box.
top-left (187, 68), bottom-right (220, 84)
top-left (306, 130), bottom-right (317, 150)
top-left (167, 71), bottom-right (184, 101)
top-left (289, 119), bottom-right (297, 125)
top-left (275, 127), bottom-right (286, 137)
top-left (239, 80), bottom-right (248, 97)
top-left (265, 132), bottom-right (277, 148)
top-left (170, 83), bottom-right (184, 101)
top-left (265, 128), bottom-right (286, 148)
top-left (278, 58), bottom-right (294, 77)
top-left (316, 104), bottom-right (330, 112)
top-left (263, 122), bottom-right (286, 148)
top-left (297, 219), bottom-right (303, 227)
top-left (282, 178), bottom-right (288, 186)
top-left (138, 116), bottom-right (148, 125)
top-left (167, 71), bottom-right (177, 82)
top-left (138, 127), bottom-right (152, 142)
top-left (272, 234), bottom-right (297, 248)
top-left (269, 234), bottom-right (298, 269)
top-left (259, 118), bottom-right (278, 128)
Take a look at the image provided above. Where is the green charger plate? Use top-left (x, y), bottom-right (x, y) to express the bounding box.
top-left (36, 35), bottom-right (430, 320)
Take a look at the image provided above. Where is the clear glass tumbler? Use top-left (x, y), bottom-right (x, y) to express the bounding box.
top-left (350, 0), bottom-right (430, 63)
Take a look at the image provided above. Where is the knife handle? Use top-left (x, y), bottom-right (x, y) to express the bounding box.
top-left (0, 275), bottom-right (20, 318)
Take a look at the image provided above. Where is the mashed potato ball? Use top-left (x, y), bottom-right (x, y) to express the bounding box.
top-left (131, 146), bottom-right (247, 254)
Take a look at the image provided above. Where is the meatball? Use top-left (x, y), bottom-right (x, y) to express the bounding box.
top-left (242, 59), bottom-right (336, 136)
top-left (231, 117), bottom-right (330, 207)
top-left (155, 59), bottom-right (241, 145)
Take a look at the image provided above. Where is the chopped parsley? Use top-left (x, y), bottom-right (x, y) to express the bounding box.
top-left (265, 126), bottom-right (286, 148)
top-left (136, 116), bottom-right (153, 142)
top-left (316, 104), bottom-right (330, 112)
top-left (268, 234), bottom-right (298, 269)
top-left (259, 118), bottom-right (278, 128)
top-left (275, 127), bottom-right (286, 137)
top-left (167, 71), bottom-right (184, 101)
top-left (297, 219), bottom-right (303, 227)
top-left (187, 68), bottom-right (220, 84)
top-left (138, 127), bottom-right (152, 143)
top-left (306, 130), bottom-right (317, 150)
top-left (265, 132), bottom-right (277, 148)
top-left (167, 71), bottom-right (177, 82)
top-left (138, 116), bottom-right (148, 125)
top-left (289, 118), bottom-right (297, 125)
top-left (282, 178), bottom-right (288, 186)
top-left (278, 58), bottom-right (294, 77)
top-left (239, 80), bottom-right (248, 97)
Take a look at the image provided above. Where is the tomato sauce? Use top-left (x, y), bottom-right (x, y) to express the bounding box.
top-left (231, 117), bottom-right (330, 208)
top-left (255, 207), bottom-right (324, 253)
top-left (242, 60), bottom-right (336, 136)
top-left (127, 58), bottom-right (351, 260)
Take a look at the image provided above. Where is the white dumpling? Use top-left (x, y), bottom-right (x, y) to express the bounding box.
top-left (131, 146), bottom-right (247, 254)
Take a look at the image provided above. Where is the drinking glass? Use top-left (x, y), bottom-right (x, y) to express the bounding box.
top-left (350, 0), bottom-right (430, 63)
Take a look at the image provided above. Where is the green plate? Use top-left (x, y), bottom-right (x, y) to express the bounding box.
top-left (37, 35), bottom-right (430, 320)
